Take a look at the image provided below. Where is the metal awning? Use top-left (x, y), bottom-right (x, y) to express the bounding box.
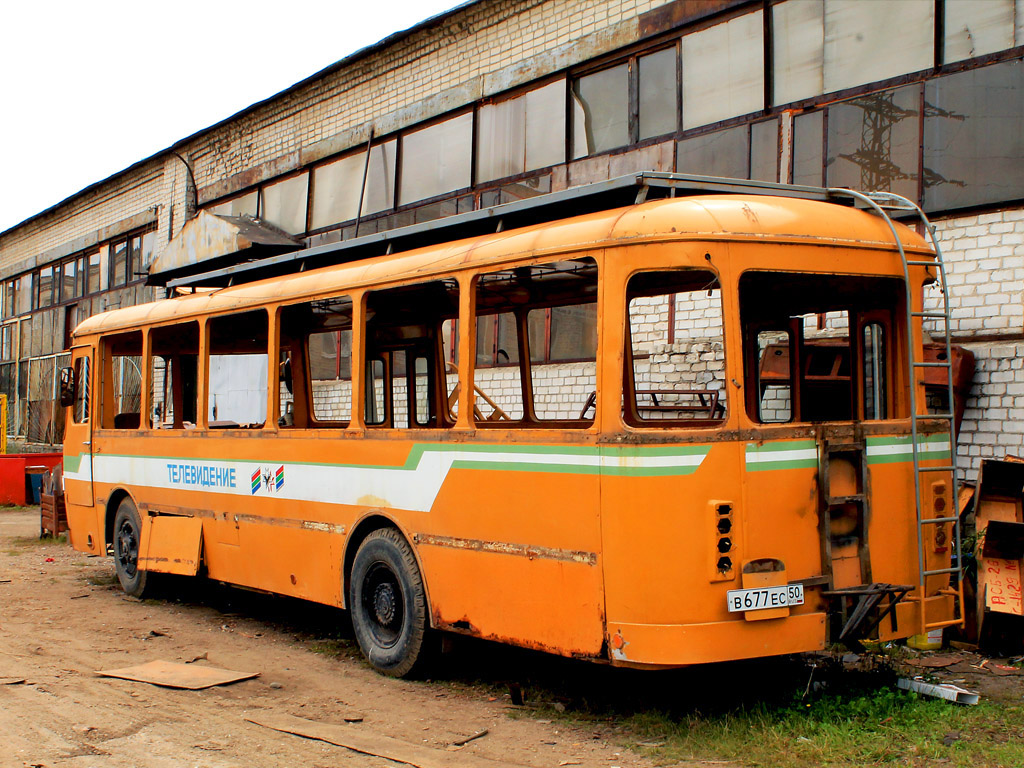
top-left (148, 210), bottom-right (302, 286)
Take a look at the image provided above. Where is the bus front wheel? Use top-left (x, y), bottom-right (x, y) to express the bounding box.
top-left (349, 528), bottom-right (429, 678)
top-left (112, 498), bottom-right (150, 598)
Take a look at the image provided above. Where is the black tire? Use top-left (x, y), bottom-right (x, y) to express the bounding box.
top-left (349, 528), bottom-right (430, 678)
top-left (112, 498), bottom-right (150, 598)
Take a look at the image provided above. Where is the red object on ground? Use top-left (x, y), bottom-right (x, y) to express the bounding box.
top-left (0, 454), bottom-right (63, 506)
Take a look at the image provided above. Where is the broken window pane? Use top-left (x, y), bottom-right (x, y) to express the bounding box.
top-left (639, 48), bottom-right (678, 140)
top-left (150, 322), bottom-right (199, 429)
top-left (310, 140), bottom-right (396, 229)
top-left (772, 0), bottom-right (824, 106)
top-left (627, 270), bottom-right (727, 425)
top-left (208, 190), bottom-right (258, 218)
top-left (208, 311), bottom-right (268, 427)
top-left (924, 60), bottom-right (1024, 211)
top-left (750, 119), bottom-right (779, 182)
top-left (823, 0), bottom-right (933, 93)
top-left (826, 85), bottom-right (920, 200)
top-left (261, 173), bottom-right (309, 235)
top-left (681, 10), bottom-right (764, 129)
top-left (477, 80), bottom-right (565, 183)
top-left (399, 113), bottom-right (473, 206)
top-left (943, 0), bottom-right (1014, 64)
top-left (572, 63), bottom-right (629, 158)
top-left (676, 125), bottom-right (749, 179)
top-left (791, 110), bottom-right (824, 185)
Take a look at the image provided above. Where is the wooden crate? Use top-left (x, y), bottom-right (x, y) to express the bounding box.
top-left (40, 492), bottom-right (67, 538)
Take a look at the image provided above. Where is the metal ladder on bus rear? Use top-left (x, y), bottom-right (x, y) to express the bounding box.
top-left (827, 188), bottom-right (964, 639)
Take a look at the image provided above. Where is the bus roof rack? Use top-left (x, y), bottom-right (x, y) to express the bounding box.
top-left (156, 172), bottom-right (852, 291)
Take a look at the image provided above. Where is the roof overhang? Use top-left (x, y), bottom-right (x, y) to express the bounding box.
top-left (148, 211), bottom-right (302, 287)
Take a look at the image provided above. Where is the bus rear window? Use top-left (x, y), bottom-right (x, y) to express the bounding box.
top-left (740, 272), bottom-right (902, 424)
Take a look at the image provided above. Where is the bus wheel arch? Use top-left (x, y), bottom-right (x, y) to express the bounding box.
top-left (344, 515), bottom-right (432, 678)
top-left (104, 488), bottom-right (136, 554)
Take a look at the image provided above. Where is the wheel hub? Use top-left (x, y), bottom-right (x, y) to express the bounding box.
top-left (373, 582), bottom-right (397, 626)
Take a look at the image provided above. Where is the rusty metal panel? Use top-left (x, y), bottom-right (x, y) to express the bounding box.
top-left (139, 514), bottom-right (203, 576)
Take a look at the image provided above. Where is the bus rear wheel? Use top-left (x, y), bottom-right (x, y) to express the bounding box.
top-left (112, 498), bottom-right (150, 598)
top-left (349, 528), bottom-right (429, 678)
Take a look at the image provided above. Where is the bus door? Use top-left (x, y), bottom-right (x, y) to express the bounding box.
top-left (63, 347), bottom-right (94, 507)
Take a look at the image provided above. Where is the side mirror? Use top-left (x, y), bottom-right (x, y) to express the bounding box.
top-left (59, 366), bottom-right (75, 407)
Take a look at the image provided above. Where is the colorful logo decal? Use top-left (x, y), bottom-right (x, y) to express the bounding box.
top-left (251, 465), bottom-right (286, 495)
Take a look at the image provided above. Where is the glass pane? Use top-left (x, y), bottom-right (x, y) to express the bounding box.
top-left (862, 323), bottom-right (886, 420)
top-left (310, 140), bottom-right (396, 229)
top-left (772, 0), bottom-right (824, 106)
top-left (139, 230), bottom-right (156, 271)
top-left (549, 304), bottom-right (597, 362)
top-left (823, 0), bottom-right (933, 93)
top-left (826, 86), bottom-right (919, 199)
top-left (87, 253), bottom-right (101, 294)
top-left (676, 125), bottom-right (749, 179)
top-left (924, 60), bottom-right (1024, 211)
top-left (478, 81), bottom-right (566, 183)
top-left (111, 240), bottom-right (128, 286)
top-left (61, 261), bottom-right (78, 301)
top-left (73, 356), bottom-right (89, 423)
top-left (365, 359), bottom-right (385, 425)
top-left (681, 10), bottom-right (764, 130)
top-left (639, 48), bottom-right (678, 139)
top-left (750, 119), bottom-right (779, 181)
top-left (792, 110), bottom-right (824, 185)
top-left (391, 349), bottom-right (409, 429)
top-left (413, 356), bottom-right (430, 426)
top-left (572, 63), bottom-right (629, 157)
top-left (944, 0), bottom-right (1014, 64)
top-left (208, 190), bottom-right (258, 218)
top-left (399, 113), bottom-right (473, 206)
top-left (309, 330), bottom-right (353, 422)
top-left (16, 274), bottom-right (32, 314)
top-left (757, 330), bottom-right (792, 423)
top-left (38, 267), bottom-right (54, 307)
top-left (261, 173), bottom-right (309, 234)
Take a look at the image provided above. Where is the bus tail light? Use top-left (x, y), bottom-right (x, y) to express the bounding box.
top-left (711, 501), bottom-right (736, 581)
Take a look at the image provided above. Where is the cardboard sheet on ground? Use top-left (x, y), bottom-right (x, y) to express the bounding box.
top-left (247, 713), bottom-right (524, 768)
top-left (98, 660), bottom-right (258, 689)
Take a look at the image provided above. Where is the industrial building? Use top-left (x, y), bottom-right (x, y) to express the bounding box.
top-left (0, 0), bottom-right (1022, 479)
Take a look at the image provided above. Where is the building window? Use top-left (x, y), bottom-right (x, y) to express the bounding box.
top-left (681, 11), bottom-right (764, 130)
top-left (823, 0), bottom-right (934, 94)
top-left (310, 140), bottom-right (396, 231)
top-left (477, 80), bottom-right (566, 183)
top-left (399, 112), bottom-right (473, 206)
top-left (261, 173), bottom-right (309, 235)
top-left (2, 280), bottom-right (15, 319)
top-left (84, 251), bottom-right (101, 294)
top-left (772, 0), bottom-right (825, 106)
top-left (676, 119), bottom-right (779, 182)
top-left (638, 48), bottom-right (679, 140)
top-left (36, 267), bottom-right (54, 309)
top-left (826, 85), bottom-right (920, 201)
top-left (110, 239), bottom-right (129, 286)
top-left (208, 190), bottom-right (258, 218)
top-left (107, 229), bottom-right (155, 288)
top-left (573, 63), bottom-right (630, 157)
top-left (924, 59), bottom-right (1024, 212)
top-left (943, 0), bottom-right (1015, 64)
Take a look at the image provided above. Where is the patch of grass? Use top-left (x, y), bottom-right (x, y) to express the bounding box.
top-left (622, 669), bottom-right (1024, 768)
top-left (309, 637), bottom-right (359, 659)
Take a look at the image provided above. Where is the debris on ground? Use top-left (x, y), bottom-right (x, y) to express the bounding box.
top-left (97, 659), bottom-right (258, 689)
top-left (897, 678), bottom-right (979, 705)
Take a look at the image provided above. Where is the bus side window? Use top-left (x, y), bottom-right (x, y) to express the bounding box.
top-left (862, 322), bottom-right (887, 420)
top-left (755, 330), bottom-right (792, 423)
top-left (473, 257), bottom-right (598, 426)
top-left (280, 296), bottom-right (353, 428)
top-left (100, 331), bottom-right (142, 430)
top-left (365, 279), bottom-right (459, 429)
top-left (72, 356), bottom-right (90, 424)
top-left (149, 322), bottom-right (199, 429)
top-left (207, 310), bottom-right (269, 428)
top-left (624, 269), bottom-right (726, 426)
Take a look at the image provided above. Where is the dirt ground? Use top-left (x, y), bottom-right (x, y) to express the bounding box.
top-left (0, 508), bottom-right (660, 768)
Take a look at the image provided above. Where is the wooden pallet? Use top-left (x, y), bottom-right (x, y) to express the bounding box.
top-left (40, 492), bottom-right (67, 538)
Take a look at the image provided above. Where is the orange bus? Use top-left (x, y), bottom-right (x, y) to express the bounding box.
top-left (60, 174), bottom-right (962, 676)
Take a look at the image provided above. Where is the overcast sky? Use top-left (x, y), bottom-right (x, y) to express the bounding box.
top-left (0, 0), bottom-right (465, 234)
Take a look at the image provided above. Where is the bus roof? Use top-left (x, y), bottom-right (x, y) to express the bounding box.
top-left (75, 193), bottom-right (931, 338)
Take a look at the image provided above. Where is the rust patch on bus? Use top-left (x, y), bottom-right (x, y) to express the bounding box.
top-left (139, 504), bottom-right (345, 535)
top-left (414, 533), bottom-right (597, 565)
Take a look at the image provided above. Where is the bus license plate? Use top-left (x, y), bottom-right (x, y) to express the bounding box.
top-left (726, 584), bottom-right (804, 613)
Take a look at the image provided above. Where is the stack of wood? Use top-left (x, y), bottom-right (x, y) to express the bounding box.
top-left (40, 464), bottom-right (67, 538)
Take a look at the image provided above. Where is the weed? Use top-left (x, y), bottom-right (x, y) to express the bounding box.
top-left (86, 572), bottom-right (118, 587)
top-left (309, 638), bottom-right (358, 659)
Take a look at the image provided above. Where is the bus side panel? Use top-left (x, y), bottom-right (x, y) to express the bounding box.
top-left (419, 459), bottom-right (604, 657)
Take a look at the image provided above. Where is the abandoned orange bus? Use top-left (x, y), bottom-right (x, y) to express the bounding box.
top-left (60, 174), bottom-right (962, 676)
